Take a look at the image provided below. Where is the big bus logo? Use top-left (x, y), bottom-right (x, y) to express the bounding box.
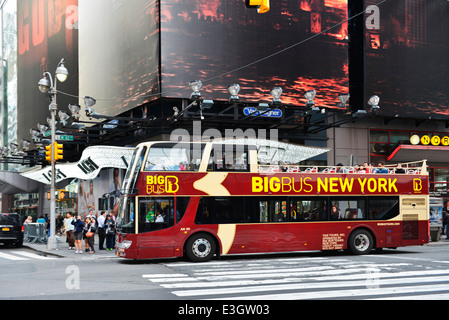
top-left (413, 179), bottom-right (423, 193)
top-left (146, 175), bottom-right (179, 194)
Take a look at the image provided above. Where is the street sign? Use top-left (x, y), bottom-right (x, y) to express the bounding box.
top-left (243, 107), bottom-right (282, 118)
top-left (56, 135), bottom-right (74, 141)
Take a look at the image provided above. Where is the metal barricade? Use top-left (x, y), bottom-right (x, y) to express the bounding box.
top-left (24, 223), bottom-right (47, 244)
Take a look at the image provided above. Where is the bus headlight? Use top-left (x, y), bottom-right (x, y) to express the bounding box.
top-left (117, 240), bottom-right (132, 249)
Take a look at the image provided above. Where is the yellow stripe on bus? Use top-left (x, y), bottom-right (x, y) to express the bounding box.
top-left (217, 224), bottom-right (236, 255)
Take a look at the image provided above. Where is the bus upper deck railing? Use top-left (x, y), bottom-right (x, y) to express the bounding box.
top-left (258, 160), bottom-right (428, 175)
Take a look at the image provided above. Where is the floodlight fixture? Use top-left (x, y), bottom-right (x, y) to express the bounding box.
top-left (37, 123), bottom-right (49, 134)
top-left (21, 139), bottom-right (31, 151)
top-left (84, 96), bottom-right (97, 108)
top-left (58, 110), bottom-right (70, 126)
top-left (10, 143), bottom-right (18, 154)
top-left (368, 95), bottom-right (380, 112)
top-left (337, 93), bottom-right (350, 108)
top-left (189, 80), bottom-right (203, 100)
top-left (30, 129), bottom-right (40, 140)
top-left (305, 90), bottom-right (316, 108)
top-left (68, 104), bottom-right (81, 119)
top-left (200, 100), bottom-right (214, 110)
top-left (270, 87), bottom-right (283, 105)
top-left (228, 84), bottom-right (240, 102)
top-left (0, 147), bottom-right (8, 158)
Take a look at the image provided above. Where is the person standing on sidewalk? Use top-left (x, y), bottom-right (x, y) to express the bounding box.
top-left (72, 215), bottom-right (85, 254)
top-left (64, 212), bottom-right (75, 250)
top-left (97, 211), bottom-right (106, 250)
top-left (104, 214), bottom-right (116, 251)
top-left (85, 217), bottom-right (96, 254)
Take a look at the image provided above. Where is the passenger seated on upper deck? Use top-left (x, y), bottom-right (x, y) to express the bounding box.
top-left (336, 163), bottom-right (349, 173)
top-left (395, 163), bottom-right (405, 174)
top-left (373, 161), bottom-right (389, 174)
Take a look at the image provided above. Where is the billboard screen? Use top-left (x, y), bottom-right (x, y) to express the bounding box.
top-left (365, 0), bottom-right (449, 119)
top-left (78, 0), bottom-right (160, 118)
top-left (78, 168), bottom-right (124, 217)
top-left (160, 0), bottom-right (349, 107)
top-left (17, 0), bottom-right (78, 142)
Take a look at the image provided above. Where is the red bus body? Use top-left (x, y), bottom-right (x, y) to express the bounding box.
top-left (116, 168), bottom-right (429, 260)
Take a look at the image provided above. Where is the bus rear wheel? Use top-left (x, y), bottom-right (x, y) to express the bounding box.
top-left (185, 233), bottom-right (216, 262)
top-left (348, 229), bottom-right (374, 255)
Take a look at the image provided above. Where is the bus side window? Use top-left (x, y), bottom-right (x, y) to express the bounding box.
top-left (138, 198), bottom-right (175, 233)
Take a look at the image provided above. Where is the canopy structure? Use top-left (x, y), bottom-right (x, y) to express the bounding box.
top-left (218, 138), bottom-right (329, 164)
top-left (387, 144), bottom-right (449, 162)
top-left (21, 146), bottom-right (134, 185)
top-left (21, 141), bottom-right (329, 185)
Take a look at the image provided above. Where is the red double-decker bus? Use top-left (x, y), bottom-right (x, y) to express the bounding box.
top-left (115, 141), bottom-right (429, 262)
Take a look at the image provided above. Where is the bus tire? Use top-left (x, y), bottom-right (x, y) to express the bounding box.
top-left (185, 233), bottom-right (216, 262)
top-left (348, 229), bottom-right (373, 255)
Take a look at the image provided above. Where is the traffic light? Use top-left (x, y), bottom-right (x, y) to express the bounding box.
top-left (245, 0), bottom-right (270, 13)
top-left (58, 190), bottom-right (68, 201)
top-left (45, 144), bottom-right (52, 162)
top-left (54, 142), bottom-right (63, 162)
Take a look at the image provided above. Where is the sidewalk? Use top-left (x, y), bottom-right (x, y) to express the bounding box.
top-left (24, 233), bottom-right (118, 259)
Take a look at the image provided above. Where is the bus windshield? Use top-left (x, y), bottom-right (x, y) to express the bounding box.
top-left (117, 146), bottom-right (146, 233)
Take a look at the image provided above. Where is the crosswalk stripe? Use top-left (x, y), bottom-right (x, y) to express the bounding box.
top-left (372, 293), bottom-right (449, 300)
top-left (145, 257), bottom-right (449, 300)
top-left (213, 283), bottom-right (449, 300)
top-left (159, 269), bottom-right (449, 289)
top-left (172, 275), bottom-right (449, 297)
top-left (10, 251), bottom-right (56, 260)
top-left (0, 252), bottom-right (28, 261)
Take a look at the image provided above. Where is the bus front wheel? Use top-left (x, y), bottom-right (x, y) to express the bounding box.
top-left (185, 233), bottom-right (216, 262)
top-left (348, 229), bottom-right (374, 255)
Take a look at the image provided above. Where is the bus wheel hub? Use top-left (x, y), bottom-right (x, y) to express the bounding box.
top-left (354, 234), bottom-right (370, 251)
top-left (192, 238), bottom-right (211, 257)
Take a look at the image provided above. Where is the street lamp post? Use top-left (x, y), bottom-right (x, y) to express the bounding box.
top-left (38, 58), bottom-right (68, 250)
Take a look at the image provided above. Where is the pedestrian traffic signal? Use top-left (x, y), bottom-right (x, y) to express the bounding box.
top-left (58, 190), bottom-right (69, 201)
top-left (45, 144), bottom-right (52, 162)
top-left (54, 142), bottom-right (63, 162)
top-left (245, 0), bottom-right (270, 13)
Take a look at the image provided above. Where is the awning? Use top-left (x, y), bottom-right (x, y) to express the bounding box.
top-left (0, 171), bottom-right (39, 194)
top-left (388, 144), bottom-right (449, 162)
top-left (21, 146), bottom-right (134, 185)
top-left (21, 141), bottom-right (330, 184)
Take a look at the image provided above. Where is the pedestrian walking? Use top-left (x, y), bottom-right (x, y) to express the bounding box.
top-left (64, 212), bottom-right (75, 250)
top-left (85, 217), bottom-right (96, 254)
top-left (104, 214), bottom-right (116, 251)
top-left (72, 215), bottom-right (85, 254)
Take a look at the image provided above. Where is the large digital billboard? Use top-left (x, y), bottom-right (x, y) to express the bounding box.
top-left (79, 0), bottom-right (348, 117)
top-left (160, 0), bottom-right (349, 107)
top-left (17, 0), bottom-right (78, 142)
top-left (365, 0), bottom-right (449, 119)
top-left (78, 0), bottom-right (160, 118)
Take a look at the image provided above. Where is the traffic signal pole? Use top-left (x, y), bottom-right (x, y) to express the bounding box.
top-left (48, 86), bottom-right (58, 250)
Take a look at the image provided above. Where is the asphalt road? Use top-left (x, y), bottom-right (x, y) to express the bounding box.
top-left (1, 242), bottom-right (449, 306)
